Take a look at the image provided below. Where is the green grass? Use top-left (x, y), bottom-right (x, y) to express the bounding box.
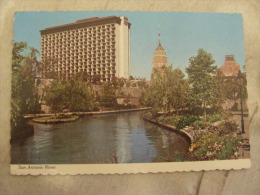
top-left (33, 115), bottom-right (79, 123)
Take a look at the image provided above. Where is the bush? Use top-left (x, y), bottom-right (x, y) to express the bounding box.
top-left (217, 136), bottom-right (241, 159)
top-left (218, 120), bottom-right (239, 135)
top-left (163, 115), bottom-right (180, 126)
top-left (176, 115), bottom-right (200, 129)
top-left (191, 133), bottom-right (241, 160)
top-left (192, 120), bottom-right (211, 129)
top-left (207, 113), bottom-right (227, 123)
top-left (174, 153), bottom-right (184, 162)
top-left (158, 116), bottom-right (166, 121)
top-left (144, 111), bottom-right (153, 119)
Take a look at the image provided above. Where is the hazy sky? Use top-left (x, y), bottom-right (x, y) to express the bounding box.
top-left (14, 11), bottom-right (245, 79)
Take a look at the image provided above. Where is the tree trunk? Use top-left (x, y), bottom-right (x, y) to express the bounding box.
top-left (203, 102), bottom-right (207, 122)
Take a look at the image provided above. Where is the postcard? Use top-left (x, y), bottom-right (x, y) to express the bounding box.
top-left (10, 11), bottom-right (250, 175)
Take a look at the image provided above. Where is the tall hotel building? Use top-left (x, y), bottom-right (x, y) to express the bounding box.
top-left (40, 16), bottom-right (131, 81)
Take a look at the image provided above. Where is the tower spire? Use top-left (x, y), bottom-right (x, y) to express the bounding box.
top-left (158, 25), bottom-right (161, 45)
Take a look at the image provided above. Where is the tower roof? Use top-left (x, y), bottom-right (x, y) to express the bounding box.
top-left (155, 42), bottom-right (165, 51)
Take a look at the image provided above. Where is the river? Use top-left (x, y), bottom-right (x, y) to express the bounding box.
top-left (11, 111), bottom-right (190, 164)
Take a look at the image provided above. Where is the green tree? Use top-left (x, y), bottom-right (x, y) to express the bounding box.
top-left (11, 42), bottom-right (41, 131)
top-left (100, 82), bottom-right (117, 107)
top-left (11, 42), bottom-right (27, 130)
top-left (142, 67), bottom-right (189, 113)
top-left (45, 76), bottom-right (94, 113)
top-left (215, 70), bottom-right (247, 111)
top-left (45, 80), bottom-right (67, 113)
top-left (186, 49), bottom-right (222, 120)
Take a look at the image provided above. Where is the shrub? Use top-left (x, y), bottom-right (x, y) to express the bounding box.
top-left (174, 153), bottom-right (184, 162)
top-left (158, 116), bottom-right (166, 121)
top-left (216, 136), bottom-right (241, 159)
top-left (191, 133), bottom-right (241, 160)
top-left (163, 115), bottom-right (180, 126)
top-left (207, 113), bottom-right (227, 123)
top-left (176, 114), bottom-right (200, 129)
top-left (218, 120), bottom-right (239, 135)
top-left (192, 120), bottom-right (211, 129)
top-left (144, 111), bottom-right (152, 119)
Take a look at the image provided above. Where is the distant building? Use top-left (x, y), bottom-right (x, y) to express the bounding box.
top-left (220, 55), bottom-right (240, 76)
top-left (40, 16), bottom-right (131, 82)
top-left (152, 32), bottom-right (169, 77)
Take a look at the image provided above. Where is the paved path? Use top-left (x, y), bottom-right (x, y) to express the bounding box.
top-left (233, 114), bottom-right (250, 159)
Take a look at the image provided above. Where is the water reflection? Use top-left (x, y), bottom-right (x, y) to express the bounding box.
top-left (11, 111), bottom-right (189, 164)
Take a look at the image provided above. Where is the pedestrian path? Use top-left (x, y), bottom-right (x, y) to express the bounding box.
top-left (233, 114), bottom-right (250, 159)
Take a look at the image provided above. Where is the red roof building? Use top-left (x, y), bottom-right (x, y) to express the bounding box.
top-left (220, 55), bottom-right (240, 76)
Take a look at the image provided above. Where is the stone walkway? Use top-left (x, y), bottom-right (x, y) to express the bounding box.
top-left (233, 114), bottom-right (250, 159)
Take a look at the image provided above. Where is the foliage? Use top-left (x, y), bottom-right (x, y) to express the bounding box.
top-left (191, 133), bottom-right (241, 160)
top-left (207, 113), bottom-right (228, 123)
top-left (216, 136), bottom-right (241, 159)
top-left (146, 112), bottom-right (201, 130)
top-left (192, 120), bottom-right (211, 129)
top-left (100, 82), bottom-right (118, 107)
top-left (11, 42), bottom-right (41, 131)
top-left (174, 153), bottom-right (184, 162)
top-left (45, 76), bottom-right (94, 113)
top-left (217, 120), bottom-right (238, 135)
top-left (216, 71), bottom-right (248, 110)
top-left (142, 67), bottom-right (189, 113)
top-left (175, 114), bottom-right (199, 129)
top-left (186, 49), bottom-right (224, 121)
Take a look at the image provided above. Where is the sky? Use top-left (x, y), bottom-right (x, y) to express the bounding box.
top-left (14, 11), bottom-right (245, 79)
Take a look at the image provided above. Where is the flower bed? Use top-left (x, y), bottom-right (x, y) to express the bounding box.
top-left (143, 111), bottom-right (241, 160)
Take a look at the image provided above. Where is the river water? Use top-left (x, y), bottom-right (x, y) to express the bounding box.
top-left (11, 111), bottom-right (189, 164)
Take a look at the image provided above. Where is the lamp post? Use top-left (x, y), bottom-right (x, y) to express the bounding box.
top-left (238, 70), bottom-right (245, 134)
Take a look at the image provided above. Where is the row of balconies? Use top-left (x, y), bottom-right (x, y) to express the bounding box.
top-left (43, 52), bottom-right (116, 59)
top-left (42, 26), bottom-right (115, 39)
top-left (42, 36), bottom-right (116, 44)
top-left (43, 35), bottom-right (116, 43)
top-left (53, 57), bottom-right (116, 62)
top-left (45, 69), bottom-right (116, 77)
top-left (42, 46), bottom-right (116, 53)
top-left (49, 53), bottom-right (116, 59)
top-left (45, 52), bottom-right (116, 59)
top-left (49, 63), bottom-right (116, 70)
top-left (42, 49), bottom-right (116, 54)
top-left (59, 60), bottom-right (116, 65)
top-left (42, 38), bottom-right (116, 45)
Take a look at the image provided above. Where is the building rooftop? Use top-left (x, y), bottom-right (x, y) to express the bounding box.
top-left (40, 16), bottom-right (130, 35)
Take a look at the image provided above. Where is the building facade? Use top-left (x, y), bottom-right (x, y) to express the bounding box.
top-left (40, 16), bottom-right (131, 82)
top-left (220, 55), bottom-right (240, 76)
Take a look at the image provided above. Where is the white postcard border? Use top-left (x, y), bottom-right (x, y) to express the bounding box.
top-left (11, 159), bottom-right (251, 175)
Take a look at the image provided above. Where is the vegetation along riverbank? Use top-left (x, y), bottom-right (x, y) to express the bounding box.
top-left (143, 111), bottom-right (242, 161)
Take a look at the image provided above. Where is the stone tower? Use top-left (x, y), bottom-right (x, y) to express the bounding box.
top-left (152, 31), bottom-right (169, 76)
top-left (220, 55), bottom-right (240, 76)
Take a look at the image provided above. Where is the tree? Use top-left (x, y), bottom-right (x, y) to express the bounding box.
top-left (44, 80), bottom-right (68, 113)
top-left (100, 82), bottom-right (117, 108)
top-left (11, 42), bottom-right (41, 131)
top-left (142, 67), bottom-right (189, 113)
top-left (45, 76), bottom-right (94, 113)
top-left (186, 49), bottom-right (222, 120)
top-left (215, 70), bottom-right (248, 111)
top-left (11, 42), bottom-right (27, 130)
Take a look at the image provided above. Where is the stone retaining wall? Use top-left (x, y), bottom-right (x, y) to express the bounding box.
top-left (24, 107), bottom-right (151, 119)
top-left (143, 117), bottom-right (193, 144)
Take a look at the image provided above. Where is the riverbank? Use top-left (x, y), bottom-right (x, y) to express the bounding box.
top-left (143, 112), bottom-right (242, 161)
top-left (33, 115), bottom-right (79, 123)
top-left (143, 117), bottom-right (193, 144)
top-left (24, 107), bottom-right (151, 119)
